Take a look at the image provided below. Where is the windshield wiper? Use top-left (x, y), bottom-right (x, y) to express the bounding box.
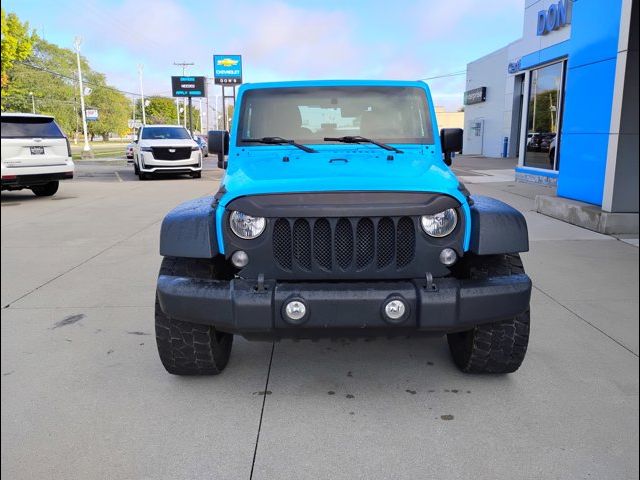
top-left (324, 136), bottom-right (403, 154)
top-left (242, 137), bottom-right (317, 153)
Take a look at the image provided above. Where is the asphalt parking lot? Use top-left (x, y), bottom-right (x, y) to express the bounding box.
top-left (1, 158), bottom-right (638, 479)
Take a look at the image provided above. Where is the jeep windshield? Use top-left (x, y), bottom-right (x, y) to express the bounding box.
top-left (237, 86), bottom-right (434, 147)
top-left (141, 127), bottom-right (191, 140)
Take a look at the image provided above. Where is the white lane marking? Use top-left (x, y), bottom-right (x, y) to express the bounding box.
top-left (114, 171), bottom-right (123, 182)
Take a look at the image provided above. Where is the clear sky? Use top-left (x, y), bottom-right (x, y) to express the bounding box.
top-left (4, 0), bottom-right (524, 110)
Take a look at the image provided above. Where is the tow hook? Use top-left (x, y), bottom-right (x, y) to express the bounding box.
top-left (254, 273), bottom-right (267, 293)
top-left (424, 272), bottom-right (438, 292)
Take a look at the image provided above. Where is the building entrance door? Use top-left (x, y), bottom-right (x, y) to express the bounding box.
top-left (524, 61), bottom-right (566, 170)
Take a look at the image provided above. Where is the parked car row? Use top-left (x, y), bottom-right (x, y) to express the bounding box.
top-left (1, 113), bottom-right (214, 198)
top-left (526, 132), bottom-right (556, 152)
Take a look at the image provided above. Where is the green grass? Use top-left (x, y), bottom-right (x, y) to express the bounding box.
top-left (70, 142), bottom-right (129, 160)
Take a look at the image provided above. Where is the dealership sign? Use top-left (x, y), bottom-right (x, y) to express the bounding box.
top-left (171, 76), bottom-right (206, 97)
top-left (85, 109), bottom-right (99, 121)
top-left (464, 87), bottom-right (487, 105)
top-left (508, 58), bottom-right (522, 74)
top-left (213, 55), bottom-right (242, 85)
top-left (537, 0), bottom-right (571, 36)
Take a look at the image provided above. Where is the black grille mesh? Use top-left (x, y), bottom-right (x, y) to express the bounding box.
top-left (313, 218), bottom-right (332, 270)
top-left (273, 219), bottom-right (292, 271)
top-left (335, 218), bottom-right (354, 269)
top-left (396, 217), bottom-right (415, 267)
top-left (356, 218), bottom-right (375, 269)
top-left (293, 219), bottom-right (312, 270)
top-left (151, 147), bottom-right (192, 160)
top-left (272, 216), bottom-right (416, 273)
top-left (377, 217), bottom-right (395, 268)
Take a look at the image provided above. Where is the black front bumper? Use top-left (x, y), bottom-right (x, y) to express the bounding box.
top-left (156, 274), bottom-right (532, 340)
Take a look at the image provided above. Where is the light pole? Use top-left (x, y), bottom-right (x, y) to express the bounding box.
top-left (28, 92), bottom-right (35, 114)
top-left (74, 36), bottom-right (92, 158)
top-left (138, 64), bottom-right (146, 125)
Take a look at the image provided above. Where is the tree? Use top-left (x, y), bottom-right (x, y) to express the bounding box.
top-left (86, 83), bottom-right (131, 140)
top-left (1, 9), bottom-right (35, 93)
top-left (2, 31), bottom-right (131, 138)
top-left (137, 96), bottom-right (201, 132)
top-left (144, 96), bottom-right (178, 125)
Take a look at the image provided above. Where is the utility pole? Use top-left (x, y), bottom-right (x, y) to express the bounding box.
top-left (74, 36), bottom-right (93, 158)
top-left (176, 98), bottom-right (180, 125)
top-left (173, 61), bottom-right (194, 130)
top-left (138, 64), bottom-right (146, 125)
top-left (29, 92), bottom-right (35, 114)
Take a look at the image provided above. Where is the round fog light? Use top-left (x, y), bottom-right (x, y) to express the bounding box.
top-left (284, 300), bottom-right (307, 322)
top-left (384, 299), bottom-right (406, 321)
top-left (231, 250), bottom-right (249, 268)
top-left (439, 248), bottom-right (457, 266)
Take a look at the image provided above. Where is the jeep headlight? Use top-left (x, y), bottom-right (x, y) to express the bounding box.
top-left (420, 209), bottom-right (458, 237)
top-left (229, 211), bottom-right (266, 239)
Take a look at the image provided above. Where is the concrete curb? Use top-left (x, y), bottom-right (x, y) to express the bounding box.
top-left (536, 194), bottom-right (640, 234)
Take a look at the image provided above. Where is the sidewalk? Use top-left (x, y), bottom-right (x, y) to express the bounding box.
top-left (454, 154), bottom-right (639, 245)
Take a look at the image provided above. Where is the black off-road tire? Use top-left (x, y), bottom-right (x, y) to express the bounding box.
top-left (133, 162), bottom-right (139, 175)
top-left (448, 253), bottom-right (530, 374)
top-left (191, 171), bottom-right (202, 179)
top-left (31, 181), bottom-right (59, 197)
top-left (155, 257), bottom-right (233, 375)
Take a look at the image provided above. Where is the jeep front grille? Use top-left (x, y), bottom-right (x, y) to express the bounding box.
top-left (272, 217), bottom-right (416, 273)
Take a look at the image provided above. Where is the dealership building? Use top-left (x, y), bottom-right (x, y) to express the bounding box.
top-left (463, 0), bottom-right (638, 233)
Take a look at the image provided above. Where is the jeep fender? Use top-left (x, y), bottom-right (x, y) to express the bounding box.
top-left (469, 195), bottom-right (529, 254)
top-left (159, 196), bottom-right (218, 258)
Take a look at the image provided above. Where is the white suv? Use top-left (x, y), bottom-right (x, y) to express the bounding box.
top-left (1, 113), bottom-right (74, 197)
top-left (133, 125), bottom-right (202, 180)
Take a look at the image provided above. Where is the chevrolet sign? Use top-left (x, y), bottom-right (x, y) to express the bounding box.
top-left (213, 55), bottom-right (243, 85)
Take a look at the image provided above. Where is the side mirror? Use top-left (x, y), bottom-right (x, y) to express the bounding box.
top-left (208, 130), bottom-right (230, 169)
top-left (440, 128), bottom-right (463, 166)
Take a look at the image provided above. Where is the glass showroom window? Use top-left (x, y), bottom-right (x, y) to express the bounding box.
top-left (524, 61), bottom-right (565, 170)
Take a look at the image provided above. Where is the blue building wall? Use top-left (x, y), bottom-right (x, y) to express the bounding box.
top-left (520, 0), bottom-right (622, 206)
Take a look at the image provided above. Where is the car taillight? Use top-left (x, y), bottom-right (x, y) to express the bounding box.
top-left (65, 137), bottom-right (72, 158)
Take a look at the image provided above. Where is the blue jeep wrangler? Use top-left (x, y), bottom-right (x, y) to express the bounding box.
top-left (155, 80), bottom-right (531, 375)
